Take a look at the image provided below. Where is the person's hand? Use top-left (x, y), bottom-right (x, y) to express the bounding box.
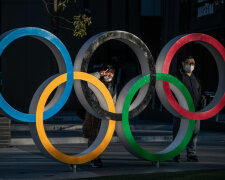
top-left (202, 95), bottom-right (206, 100)
top-left (201, 95), bottom-right (206, 103)
top-left (100, 69), bottom-right (109, 77)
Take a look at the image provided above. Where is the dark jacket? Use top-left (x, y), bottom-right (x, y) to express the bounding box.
top-left (175, 70), bottom-right (202, 110)
top-left (82, 72), bottom-right (117, 140)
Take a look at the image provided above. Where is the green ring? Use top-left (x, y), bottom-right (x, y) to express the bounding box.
top-left (122, 73), bottom-right (195, 161)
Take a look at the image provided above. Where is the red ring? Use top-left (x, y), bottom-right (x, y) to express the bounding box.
top-left (163, 33), bottom-right (225, 120)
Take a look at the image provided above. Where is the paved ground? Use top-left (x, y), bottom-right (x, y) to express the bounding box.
top-left (1, 118), bottom-right (225, 179)
top-left (1, 128), bottom-right (225, 180)
top-left (10, 119), bottom-right (225, 145)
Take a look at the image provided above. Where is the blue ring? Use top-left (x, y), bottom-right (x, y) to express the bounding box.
top-left (0, 27), bottom-right (73, 122)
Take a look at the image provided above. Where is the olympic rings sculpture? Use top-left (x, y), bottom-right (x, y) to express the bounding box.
top-left (0, 27), bottom-right (225, 165)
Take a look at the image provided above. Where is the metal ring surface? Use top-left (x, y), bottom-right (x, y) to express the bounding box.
top-left (117, 73), bottom-right (195, 161)
top-left (74, 31), bottom-right (156, 121)
top-left (35, 72), bottom-right (115, 164)
top-left (0, 27), bottom-right (73, 122)
top-left (156, 33), bottom-right (225, 120)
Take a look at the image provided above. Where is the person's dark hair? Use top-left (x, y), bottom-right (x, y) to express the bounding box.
top-left (103, 64), bottom-right (116, 74)
top-left (182, 56), bottom-right (195, 62)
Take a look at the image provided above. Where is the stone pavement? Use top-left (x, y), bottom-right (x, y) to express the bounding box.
top-left (10, 119), bottom-right (225, 145)
top-left (0, 129), bottom-right (225, 180)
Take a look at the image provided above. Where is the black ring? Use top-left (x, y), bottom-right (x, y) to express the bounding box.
top-left (74, 31), bottom-right (156, 120)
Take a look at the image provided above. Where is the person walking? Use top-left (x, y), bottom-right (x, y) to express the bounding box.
top-left (82, 65), bottom-right (117, 167)
top-left (173, 56), bottom-right (202, 162)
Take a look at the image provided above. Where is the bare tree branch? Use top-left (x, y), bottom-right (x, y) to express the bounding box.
top-left (41, 0), bottom-right (73, 24)
top-left (41, 0), bottom-right (91, 38)
top-left (53, 25), bottom-right (74, 32)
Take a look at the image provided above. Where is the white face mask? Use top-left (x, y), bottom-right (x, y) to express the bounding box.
top-left (184, 64), bottom-right (195, 73)
top-left (104, 76), bottom-right (112, 82)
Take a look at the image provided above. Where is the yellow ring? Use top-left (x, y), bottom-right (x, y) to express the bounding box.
top-left (36, 72), bottom-right (116, 164)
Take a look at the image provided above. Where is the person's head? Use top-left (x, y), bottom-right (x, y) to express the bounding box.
top-left (102, 65), bottom-right (115, 83)
top-left (182, 56), bottom-right (195, 74)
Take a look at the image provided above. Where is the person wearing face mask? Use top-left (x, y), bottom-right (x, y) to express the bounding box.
top-left (82, 65), bottom-right (117, 168)
top-left (173, 56), bottom-right (202, 162)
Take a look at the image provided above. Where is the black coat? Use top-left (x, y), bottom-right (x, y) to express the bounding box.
top-left (82, 72), bottom-right (117, 140)
top-left (175, 70), bottom-right (202, 110)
